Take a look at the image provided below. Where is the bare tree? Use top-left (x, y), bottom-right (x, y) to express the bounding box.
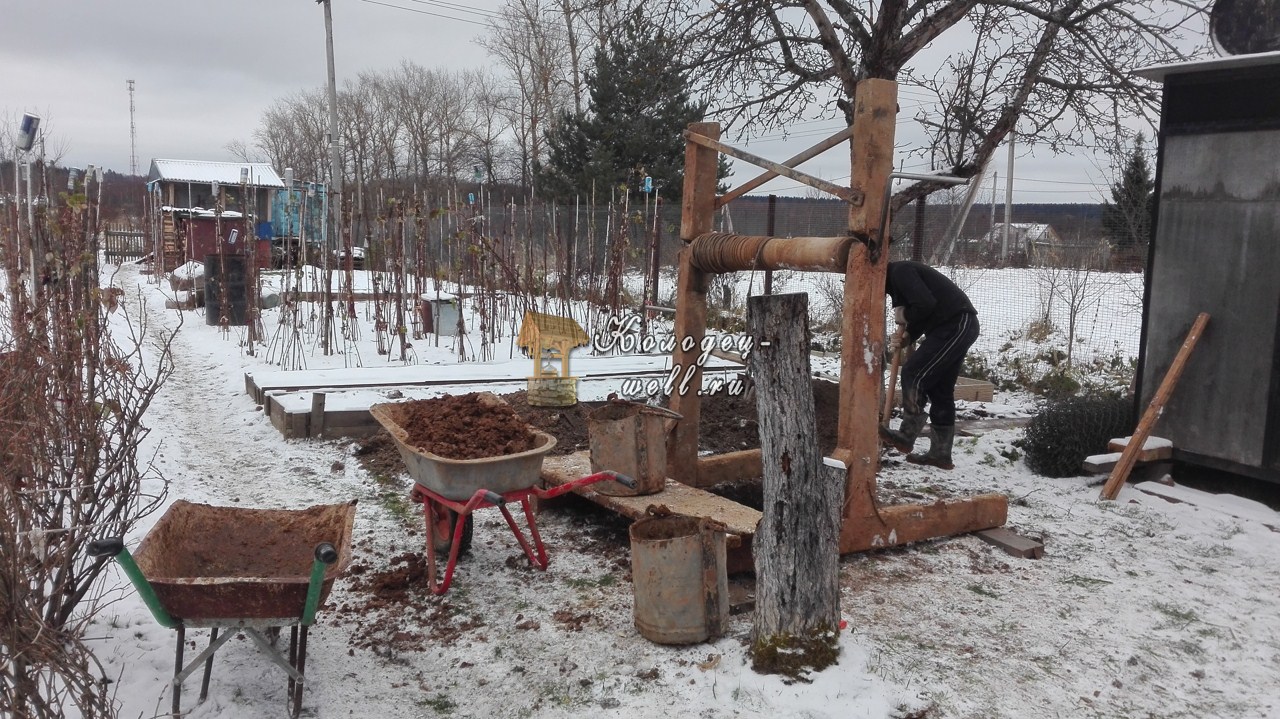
top-left (479, 0), bottom-right (575, 191)
top-left (664, 0), bottom-right (1207, 209)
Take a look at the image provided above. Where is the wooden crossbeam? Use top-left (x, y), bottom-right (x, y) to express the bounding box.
top-left (682, 130), bottom-right (864, 205)
top-left (716, 125), bottom-right (857, 207)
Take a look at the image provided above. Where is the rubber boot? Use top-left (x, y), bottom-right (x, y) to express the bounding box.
top-left (879, 411), bottom-right (926, 454)
top-left (907, 425), bottom-right (956, 470)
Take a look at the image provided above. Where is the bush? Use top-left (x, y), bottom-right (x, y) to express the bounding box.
top-left (1020, 395), bottom-right (1135, 477)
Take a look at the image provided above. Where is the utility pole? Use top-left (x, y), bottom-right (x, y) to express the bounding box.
top-left (319, 0), bottom-right (345, 354)
top-left (127, 80), bottom-right (137, 175)
top-left (1001, 132), bottom-right (1014, 262)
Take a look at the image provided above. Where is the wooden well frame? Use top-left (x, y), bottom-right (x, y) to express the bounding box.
top-left (666, 80), bottom-right (1007, 554)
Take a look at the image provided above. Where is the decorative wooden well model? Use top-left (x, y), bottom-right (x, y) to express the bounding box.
top-left (517, 311), bottom-right (589, 407)
top-left (1135, 50), bottom-right (1280, 484)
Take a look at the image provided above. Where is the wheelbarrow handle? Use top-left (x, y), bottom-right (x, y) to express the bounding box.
top-left (302, 542), bottom-right (341, 626)
top-left (315, 542), bottom-right (339, 565)
top-left (609, 472), bottom-right (638, 490)
top-left (483, 490), bottom-right (505, 506)
top-left (88, 537), bottom-right (124, 558)
top-left (86, 536), bottom-right (179, 629)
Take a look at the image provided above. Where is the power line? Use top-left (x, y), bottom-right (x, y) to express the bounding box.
top-left (400, 0), bottom-right (502, 19)
top-left (359, 0), bottom-right (492, 27)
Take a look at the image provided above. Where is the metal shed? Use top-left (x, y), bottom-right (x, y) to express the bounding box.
top-left (1135, 52), bottom-right (1280, 484)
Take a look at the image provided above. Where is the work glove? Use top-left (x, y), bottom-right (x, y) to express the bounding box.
top-left (893, 306), bottom-right (907, 325)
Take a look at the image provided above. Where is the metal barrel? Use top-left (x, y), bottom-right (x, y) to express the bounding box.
top-left (629, 514), bottom-right (728, 645)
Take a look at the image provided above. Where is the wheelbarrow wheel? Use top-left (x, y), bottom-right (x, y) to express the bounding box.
top-left (429, 505), bottom-right (473, 556)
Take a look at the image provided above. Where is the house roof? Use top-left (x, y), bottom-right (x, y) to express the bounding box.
top-left (980, 223), bottom-right (1057, 242)
top-left (517, 311), bottom-right (590, 351)
top-left (1134, 51), bottom-right (1280, 82)
top-left (148, 159), bottom-right (285, 188)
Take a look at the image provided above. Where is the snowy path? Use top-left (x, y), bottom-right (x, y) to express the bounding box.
top-left (84, 262), bottom-right (1280, 719)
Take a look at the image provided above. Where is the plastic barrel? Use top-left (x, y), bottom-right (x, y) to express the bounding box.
top-left (629, 514), bottom-right (728, 645)
top-left (204, 254), bottom-right (249, 326)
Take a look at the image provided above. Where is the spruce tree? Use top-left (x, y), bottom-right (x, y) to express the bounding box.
top-left (1101, 135), bottom-right (1155, 251)
top-left (538, 9), bottom-right (712, 202)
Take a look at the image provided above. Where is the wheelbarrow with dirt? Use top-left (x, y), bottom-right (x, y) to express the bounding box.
top-left (369, 396), bottom-right (634, 594)
top-left (88, 499), bottom-right (357, 718)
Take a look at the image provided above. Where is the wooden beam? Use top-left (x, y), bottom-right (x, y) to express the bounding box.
top-left (668, 122), bottom-right (720, 479)
top-left (837, 477), bottom-right (1008, 552)
top-left (1100, 312), bottom-right (1209, 500)
top-left (694, 449), bottom-right (762, 488)
top-left (836, 79), bottom-right (899, 541)
top-left (717, 125), bottom-right (857, 207)
top-left (683, 130), bottom-right (864, 205)
top-left (681, 122), bottom-right (722, 243)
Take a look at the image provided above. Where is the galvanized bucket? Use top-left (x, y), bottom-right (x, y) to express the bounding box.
top-left (588, 401), bottom-right (681, 496)
top-left (629, 514), bottom-right (728, 645)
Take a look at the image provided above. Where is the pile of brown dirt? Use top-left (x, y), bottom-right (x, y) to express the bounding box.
top-left (395, 393), bottom-right (537, 460)
top-left (355, 380), bottom-right (843, 479)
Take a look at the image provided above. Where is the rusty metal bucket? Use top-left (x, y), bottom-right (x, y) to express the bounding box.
top-left (588, 401), bottom-right (681, 496)
top-left (629, 513), bottom-right (728, 645)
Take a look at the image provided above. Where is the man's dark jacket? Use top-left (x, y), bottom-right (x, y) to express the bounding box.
top-left (886, 261), bottom-right (977, 341)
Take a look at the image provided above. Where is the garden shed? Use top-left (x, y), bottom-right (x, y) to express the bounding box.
top-left (1135, 52), bottom-right (1280, 484)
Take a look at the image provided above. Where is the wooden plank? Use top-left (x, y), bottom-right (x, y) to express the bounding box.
top-left (1101, 312), bottom-right (1210, 500)
top-left (693, 449), bottom-right (762, 488)
top-left (975, 527), bottom-right (1044, 559)
top-left (1107, 436), bottom-right (1174, 462)
top-left (542, 452), bottom-right (761, 548)
top-left (1084, 452), bottom-right (1123, 474)
top-left (955, 377), bottom-right (995, 403)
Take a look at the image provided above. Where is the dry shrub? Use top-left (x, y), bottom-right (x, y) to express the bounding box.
top-left (1, 201), bottom-right (177, 717)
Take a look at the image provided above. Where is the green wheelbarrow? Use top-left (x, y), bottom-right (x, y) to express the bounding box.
top-left (89, 499), bottom-right (357, 717)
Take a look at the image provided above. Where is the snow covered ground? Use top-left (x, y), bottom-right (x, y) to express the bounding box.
top-left (85, 261), bottom-right (1280, 719)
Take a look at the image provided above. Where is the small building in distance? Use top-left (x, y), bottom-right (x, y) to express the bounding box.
top-left (147, 159), bottom-right (284, 271)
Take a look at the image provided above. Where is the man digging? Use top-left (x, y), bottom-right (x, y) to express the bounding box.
top-left (879, 261), bottom-right (980, 470)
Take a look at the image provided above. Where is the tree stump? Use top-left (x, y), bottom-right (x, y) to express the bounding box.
top-left (747, 293), bottom-right (842, 678)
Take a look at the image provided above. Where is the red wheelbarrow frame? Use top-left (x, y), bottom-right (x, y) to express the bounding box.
top-left (409, 471), bottom-right (630, 594)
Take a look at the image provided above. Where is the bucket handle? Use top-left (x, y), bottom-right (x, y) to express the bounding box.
top-left (606, 398), bottom-right (683, 422)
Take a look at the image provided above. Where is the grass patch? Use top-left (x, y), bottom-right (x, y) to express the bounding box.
top-left (967, 584), bottom-right (1001, 599)
top-left (1061, 574), bottom-right (1113, 588)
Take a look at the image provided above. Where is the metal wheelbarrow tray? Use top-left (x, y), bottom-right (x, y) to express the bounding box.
top-left (133, 500), bottom-right (356, 621)
top-left (369, 398), bottom-right (632, 594)
top-left (369, 399), bottom-right (557, 500)
top-left (90, 499), bottom-right (357, 717)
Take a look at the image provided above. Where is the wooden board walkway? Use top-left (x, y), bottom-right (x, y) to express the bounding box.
top-left (542, 451), bottom-right (762, 573)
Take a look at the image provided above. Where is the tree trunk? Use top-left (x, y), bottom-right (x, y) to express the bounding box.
top-left (747, 292), bottom-right (842, 677)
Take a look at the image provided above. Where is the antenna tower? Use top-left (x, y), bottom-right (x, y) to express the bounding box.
top-left (127, 79), bottom-right (137, 175)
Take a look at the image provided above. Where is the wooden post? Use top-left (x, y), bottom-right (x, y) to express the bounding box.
top-left (310, 392), bottom-right (326, 439)
top-left (667, 122), bottom-right (719, 481)
top-left (1100, 312), bottom-right (1209, 500)
top-left (747, 293), bottom-right (841, 677)
top-left (835, 79), bottom-right (898, 548)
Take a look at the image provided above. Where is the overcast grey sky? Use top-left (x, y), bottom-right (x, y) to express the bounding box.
top-left (1, 0), bottom-right (1169, 203)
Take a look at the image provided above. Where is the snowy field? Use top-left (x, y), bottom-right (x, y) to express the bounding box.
top-left (83, 260), bottom-right (1280, 719)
